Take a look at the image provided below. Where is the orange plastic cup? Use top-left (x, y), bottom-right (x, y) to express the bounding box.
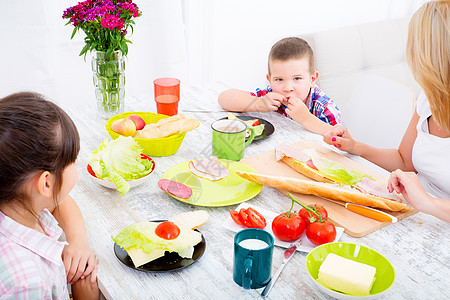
top-left (154, 77), bottom-right (180, 116)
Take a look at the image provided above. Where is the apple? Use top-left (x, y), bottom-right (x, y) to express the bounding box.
top-left (111, 118), bottom-right (136, 136)
top-left (126, 114), bottom-right (146, 130)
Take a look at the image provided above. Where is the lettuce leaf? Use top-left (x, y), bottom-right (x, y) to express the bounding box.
top-left (310, 153), bottom-right (372, 185)
top-left (112, 221), bottom-right (195, 258)
top-left (89, 136), bottom-right (153, 195)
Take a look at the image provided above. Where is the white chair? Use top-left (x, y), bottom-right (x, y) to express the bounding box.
top-left (341, 74), bottom-right (415, 149)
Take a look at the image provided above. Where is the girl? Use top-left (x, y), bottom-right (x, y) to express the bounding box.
top-left (323, 0), bottom-right (450, 222)
top-left (0, 92), bottom-right (99, 299)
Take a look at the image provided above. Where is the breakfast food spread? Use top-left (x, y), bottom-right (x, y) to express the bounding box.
top-left (189, 156), bottom-right (230, 181)
top-left (318, 253), bottom-right (376, 296)
top-left (113, 210), bottom-right (209, 267)
top-left (235, 171), bottom-right (408, 212)
top-left (133, 114), bottom-right (199, 139)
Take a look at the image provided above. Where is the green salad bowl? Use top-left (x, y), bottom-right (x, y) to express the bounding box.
top-left (305, 242), bottom-right (395, 299)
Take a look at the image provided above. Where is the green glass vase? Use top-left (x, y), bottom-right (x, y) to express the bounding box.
top-left (91, 50), bottom-right (125, 119)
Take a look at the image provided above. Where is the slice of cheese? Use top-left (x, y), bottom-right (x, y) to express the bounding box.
top-left (126, 247), bottom-right (166, 267)
top-left (318, 253), bottom-right (376, 296)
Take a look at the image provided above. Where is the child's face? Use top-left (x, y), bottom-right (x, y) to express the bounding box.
top-left (58, 162), bottom-right (78, 205)
top-left (267, 57), bottom-right (318, 102)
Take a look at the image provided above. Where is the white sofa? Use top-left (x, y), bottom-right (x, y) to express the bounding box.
top-left (300, 17), bottom-right (419, 148)
top-left (301, 17), bottom-right (420, 109)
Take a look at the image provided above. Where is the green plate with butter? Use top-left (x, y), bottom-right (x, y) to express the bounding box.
top-left (305, 242), bottom-right (395, 299)
top-left (161, 159), bottom-right (262, 207)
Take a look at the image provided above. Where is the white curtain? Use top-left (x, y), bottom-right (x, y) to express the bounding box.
top-left (0, 0), bottom-right (187, 109)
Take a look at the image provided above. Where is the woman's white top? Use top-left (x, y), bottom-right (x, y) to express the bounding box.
top-left (412, 91), bottom-right (450, 199)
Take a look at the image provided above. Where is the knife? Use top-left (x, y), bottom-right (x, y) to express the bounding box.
top-left (345, 203), bottom-right (398, 223)
top-left (261, 239), bottom-right (301, 297)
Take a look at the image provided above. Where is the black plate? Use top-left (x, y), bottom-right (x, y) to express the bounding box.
top-left (114, 221), bottom-right (206, 272)
top-left (219, 116), bottom-right (275, 141)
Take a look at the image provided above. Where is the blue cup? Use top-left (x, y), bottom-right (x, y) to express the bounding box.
top-left (233, 228), bottom-right (274, 289)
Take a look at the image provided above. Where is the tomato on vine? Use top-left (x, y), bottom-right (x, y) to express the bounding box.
top-left (272, 197), bottom-right (305, 241)
top-left (299, 204), bottom-right (328, 226)
top-left (287, 193), bottom-right (336, 246)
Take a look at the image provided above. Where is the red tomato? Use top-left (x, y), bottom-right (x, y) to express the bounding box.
top-left (155, 221), bottom-right (180, 240)
top-left (230, 210), bottom-right (244, 226)
top-left (251, 119), bottom-right (261, 126)
top-left (272, 212), bottom-right (305, 242)
top-left (246, 207), bottom-right (267, 229)
top-left (306, 221), bottom-right (336, 246)
top-left (299, 205), bottom-right (328, 226)
top-left (239, 208), bottom-right (252, 227)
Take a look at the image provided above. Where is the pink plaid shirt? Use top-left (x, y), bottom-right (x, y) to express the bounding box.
top-left (0, 209), bottom-right (69, 299)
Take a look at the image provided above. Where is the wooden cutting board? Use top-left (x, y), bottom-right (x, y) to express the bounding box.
top-left (241, 140), bottom-right (417, 237)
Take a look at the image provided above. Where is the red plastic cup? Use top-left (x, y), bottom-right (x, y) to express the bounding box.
top-left (154, 77), bottom-right (180, 116)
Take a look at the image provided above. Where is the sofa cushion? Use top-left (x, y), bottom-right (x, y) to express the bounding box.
top-left (301, 17), bottom-right (420, 110)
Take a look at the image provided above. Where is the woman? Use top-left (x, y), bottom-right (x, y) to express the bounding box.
top-left (323, 0), bottom-right (450, 222)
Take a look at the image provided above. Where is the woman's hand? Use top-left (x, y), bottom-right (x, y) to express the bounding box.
top-left (63, 241), bottom-right (98, 284)
top-left (323, 125), bottom-right (357, 153)
top-left (254, 92), bottom-right (284, 112)
top-left (387, 170), bottom-right (433, 212)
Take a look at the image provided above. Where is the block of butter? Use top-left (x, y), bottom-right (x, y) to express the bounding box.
top-left (318, 253), bottom-right (376, 296)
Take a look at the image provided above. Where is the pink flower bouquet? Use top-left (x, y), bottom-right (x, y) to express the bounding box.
top-left (63, 0), bottom-right (141, 57)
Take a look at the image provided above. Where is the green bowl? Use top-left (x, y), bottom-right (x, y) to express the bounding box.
top-left (105, 112), bottom-right (186, 157)
top-left (305, 242), bottom-right (395, 299)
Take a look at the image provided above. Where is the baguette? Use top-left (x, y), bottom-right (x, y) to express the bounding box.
top-left (282, 156), bottom-right (333, 183)
top-left (236, 171), bottom-right (409, 212)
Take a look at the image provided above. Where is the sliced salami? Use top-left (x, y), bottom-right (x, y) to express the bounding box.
top-left (158, 179), bottom-right (193, 199)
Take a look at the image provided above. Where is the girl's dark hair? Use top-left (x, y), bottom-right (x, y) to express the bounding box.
top-left (0, 92), bottom-right (80, 213)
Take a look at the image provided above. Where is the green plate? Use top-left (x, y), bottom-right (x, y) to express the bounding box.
top-left (161, 159), bottom-right (262, 207)
top-left (305, 242), bottom-right (395, 299)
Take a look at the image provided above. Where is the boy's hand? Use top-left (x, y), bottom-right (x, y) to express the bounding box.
top-left (62, 241), bottom-right (98, 284)
top-left (252, 92), bottom-right (284, 112)
top-left (284, 96), bottom-right (310, 123)
top-left (323, 125), bottom-right (356, 153)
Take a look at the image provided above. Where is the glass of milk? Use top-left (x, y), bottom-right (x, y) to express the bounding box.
top-left (233, 228), bottom-right (274, 289)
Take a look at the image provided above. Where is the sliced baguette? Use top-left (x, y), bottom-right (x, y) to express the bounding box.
top-left (236, 171), bottom-right (409, 212)
top-left (282, 156), bottom-right (333, 183)
top-left (171, 210), bottom-right (209, 229)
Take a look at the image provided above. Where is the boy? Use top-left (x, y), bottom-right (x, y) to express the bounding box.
top-left (218, 37), bottom-right (343, 135)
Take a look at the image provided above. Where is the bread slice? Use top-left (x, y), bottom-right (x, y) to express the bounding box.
top-left (171, 210), bottom-right (209, 229)
top-left (282, 156), bottom-right (333, 183)
top-left (236, 171), bottom-right (409, 212)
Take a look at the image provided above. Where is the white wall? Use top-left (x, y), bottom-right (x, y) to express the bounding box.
top-left (194, 0), bottom-right (428, 92)
top-left (0, 0), bottom-right (428, 107)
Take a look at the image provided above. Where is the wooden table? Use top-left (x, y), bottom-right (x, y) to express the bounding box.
top-left (65, 85), bottom-right (450, 299)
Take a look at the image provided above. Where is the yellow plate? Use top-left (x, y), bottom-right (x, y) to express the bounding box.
top-left (162, 159), bottom-right (262, 207)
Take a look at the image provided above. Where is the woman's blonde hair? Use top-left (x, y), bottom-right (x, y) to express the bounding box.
top-left (406, 0), bottom-right (450, 132)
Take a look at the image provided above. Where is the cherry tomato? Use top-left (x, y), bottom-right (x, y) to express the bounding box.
top-left (246, 207), bottom-right (267, 229)
top-left (155, 221), bottom-right (180, 240)
top-left (272, 212), bottom-right (305, 242)
top-left (306, 221), bottom-right (336, 246)
top-left (230, 210), bottom-right (244, 225)
top-left (299, 205), bottom-right (328, 226)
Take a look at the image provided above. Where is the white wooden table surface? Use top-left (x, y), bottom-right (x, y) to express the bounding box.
top-left (65, 85), bottom-right (450, 300)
